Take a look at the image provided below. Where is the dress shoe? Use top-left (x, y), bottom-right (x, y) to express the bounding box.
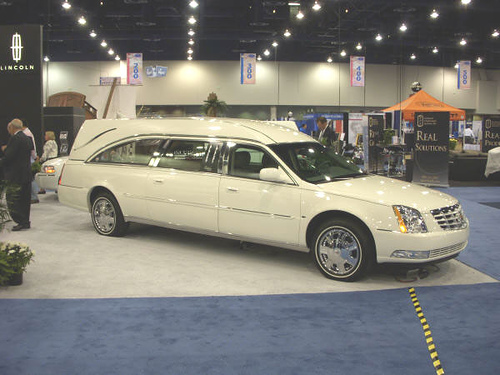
top-left (12, 224), bottom-right (30, 231)
top-left (31, 199), bottom-right (40, 204)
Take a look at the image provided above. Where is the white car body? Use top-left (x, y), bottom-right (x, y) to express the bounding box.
top-left (35, 156), bottom-right (68, 192)
top-left (58, 117), bottom-right (469, 280)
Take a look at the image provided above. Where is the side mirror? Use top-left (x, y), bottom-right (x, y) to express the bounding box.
top-left (259, 168), bottom-right (292, 184)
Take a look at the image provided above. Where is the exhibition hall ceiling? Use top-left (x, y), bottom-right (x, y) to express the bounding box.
top-left (1, 0), bottom-right (499, 69)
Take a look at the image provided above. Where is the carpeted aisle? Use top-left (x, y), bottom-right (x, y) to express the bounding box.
top-left (1, 284), bottom-right (499, 375)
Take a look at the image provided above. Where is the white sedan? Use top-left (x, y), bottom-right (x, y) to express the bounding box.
top-left (35, 156), bottom-right (68, 192)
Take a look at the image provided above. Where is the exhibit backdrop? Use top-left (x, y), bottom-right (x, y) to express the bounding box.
top-left (412, 111), bottom-right (449, 187)
top-left (0, 25), bottom-right (42, 151)
top-left (482, 116), bottom-right (500, 152)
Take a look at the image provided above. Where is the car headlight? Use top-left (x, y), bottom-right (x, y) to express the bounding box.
top-left (393, 205), bottom-right (428, 233)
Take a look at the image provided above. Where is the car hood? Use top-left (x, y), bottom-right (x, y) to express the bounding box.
top-left (316, 175), bottom-right (457, 212)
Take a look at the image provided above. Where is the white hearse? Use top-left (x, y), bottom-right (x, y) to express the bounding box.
top-left (58, 117), bottom-right (469, 281)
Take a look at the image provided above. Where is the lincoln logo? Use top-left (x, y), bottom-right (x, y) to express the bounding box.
top-left (11, 32), bottom-right (23, 62)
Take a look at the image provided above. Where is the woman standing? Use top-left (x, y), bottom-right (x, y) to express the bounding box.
top-left (38, 131), bottom-right (58, 194)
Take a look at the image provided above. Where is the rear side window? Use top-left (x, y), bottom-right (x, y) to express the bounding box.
top-left (156, 140), bottom-right (222, 173)
top-left (90, 138), bottom-right (162, 165)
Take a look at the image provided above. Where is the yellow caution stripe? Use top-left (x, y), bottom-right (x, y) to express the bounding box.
top-left (408, 288), bottom-right (444, 375)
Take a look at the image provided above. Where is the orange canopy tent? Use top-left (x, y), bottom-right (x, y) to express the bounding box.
top-left (382, 90), bottom-right (465, 122)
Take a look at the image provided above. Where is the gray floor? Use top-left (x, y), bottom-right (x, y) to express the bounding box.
top-left (0, 193), bottom-right (496, 299)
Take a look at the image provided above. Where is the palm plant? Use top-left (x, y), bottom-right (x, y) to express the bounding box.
top-left (201, 92), bottom-right (228, 117)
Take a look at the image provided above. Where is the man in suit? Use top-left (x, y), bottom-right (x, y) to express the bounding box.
top-left (315, 116), bottom-right (336, 147)
top-left (0, 118), bottom-right (34, 231)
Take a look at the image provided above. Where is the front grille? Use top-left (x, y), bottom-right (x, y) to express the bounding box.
top-left (429, 241), bottom-right (467, 258)
top-left (431, 204), bottom-right (467, 231)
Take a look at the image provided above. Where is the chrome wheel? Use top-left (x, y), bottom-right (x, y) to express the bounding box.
top-left (311, 218), bottom-right (374, 281)
top-left (92, 197), bottom-right (116, 234)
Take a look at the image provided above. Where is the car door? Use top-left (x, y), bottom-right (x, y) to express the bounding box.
top-left (218, 143), bottom-right (302, 245)
top-left (146, 139), bottom-right (222, 232)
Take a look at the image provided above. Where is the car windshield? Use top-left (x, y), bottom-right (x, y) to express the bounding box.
top-left (270, 142), bottom-right (364, 184)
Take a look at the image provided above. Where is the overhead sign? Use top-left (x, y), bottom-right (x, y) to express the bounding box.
top-left (0, 25), bottom-right (41, 75)
top-left (457, 60), bottom-right (471, 90)
top-left (350, 56), bottom-right (365, 87)
top-left (127, 53), bottom-right (143, 85)
top-left (482, 116), bottom-right (500, 152)
top-left (146, 65), bottom-right (168, 78)
top-left (240, 53), bottom-right (256, 84)
top-left (412, 112), bottom-right (449, 186)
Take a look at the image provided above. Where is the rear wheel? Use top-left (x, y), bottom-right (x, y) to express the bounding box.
top-left (91, 192), bottom-right (128, 237)
top-left (311, 218), bottom-right (374, 281)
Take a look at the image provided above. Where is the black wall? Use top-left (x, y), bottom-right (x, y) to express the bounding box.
top-left (0, 25), bottom-right (43, 154)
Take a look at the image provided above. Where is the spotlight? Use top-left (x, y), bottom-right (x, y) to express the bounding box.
top-left (410, 53), bottom-right (416, 60)
top-left (296, 10), bottom-right (304, 19)
top-left (340, 50), bottom-right (346, 57)
top-left (356, 43), bottom-right (362, 50)
top-left (263, 49), bottom-right (270, 56)
top-left (312, 1), bottom-right (321, 11)
top-left (43, 56), bottom-right (50, 62)
top-left (257, 55), bottom-right (262, 61)
top-left (108, 48), bottom-right (114, 55)
top-left (461, 0), bottom-right (471, 5)
top-left (375, 34), bottom-right (383, 41)
top-left (187, 55), bottom-right (193, 61)
top-left (284, 29), bottom-right (291, 38)
top-left (101, 40), bottom-right (107, 47)
top-left (272, 41), bottom-right (278, 47)
top-left (460, 38), bottom-right (467, 46)
top-left (189, 0), bottom-right (198, 8)
top-left (188, 29), bottom-right (195, 36)
top-left (89, 30), bottom-right (97, 38)
top-left (327, 56), bottom-right (332, 63)
top-left (187, 48), bottom-right (193, 54)
top-left (400, 23), bottom-right (407, 32)
top-left (492, 29), bottom-right (499, 38)
top-left (432, 47), bottom-right (439, 53)
top-left (78, 16), bottom-right (87, 25)
top-left (188, 39), bottom-right (195, 45)
top-left (62, 0), bottom-right (71, 10)
top-left (188, 16), bottom-right (196, 25)
top-left (115, 55), bottom-right (121, 61)
top-left (476, 57), bottom-right (483, 64)
top-left (430, 9), bottom-right (439, 19)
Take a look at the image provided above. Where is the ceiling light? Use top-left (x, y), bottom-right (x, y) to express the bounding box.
top-left (115, 55), bottom-right (120, 61)
top-left (284, 29), bottom-right (291, 38)
top-left (288, 2), bottom-right (300, 6)
top-left (327, 56), bottom-right (332, 63)
top-left (263, 49), bottom-right (270, 56)
top-left (492, 29), bottom-right (499, 38)
top-left (78, 16), bottom-right (86, 25)
top-left (430, 9), bottom-right (439, 19)
top-left (460, 38), bottom-right (467, 46)
top-left (312, 1), bottom-right (321, 11)
top-left (187, 55), bottom-right (193, 61)
top-left (432, 47), bottom-right (439, 53)
top-left (188, 39), bottom-right (195, 45)
top-left (189, 0), bottom-right (198, 8)
top-left (100, 40), bottom-right (107, 47)
top-left (43, 56), bottom-right (50, 62)
top-left (257, 55), bottom-right (262, 61)
top-left (399, 23), bottom-right (407, 32)
top-left (340, 50), bottom-right (346, 57)
top-left (410, 53), bottom-right (416, 60)
top-left (188, 16), bottom-right (196, 25)
top-left (461, 0), bottom-right (471, 5)
top-left (89, 30), bottom-right (97, 38)
top-left (272, 41), bottom-right (278, 47)
top-left (108, 48), bottom-right (114, 55)
top-left (188, 29), bottom-right (195, 36)
top-left (375, 33), bottom-right (383, 41)
top-left (454, 62), bottom-right (459, 69)
top-left (296, 10), bottom-right (304, 19)
top-left (187, 48), bottom-right (193, 54)
top-left (356, 43), bottom-right (362, 50)
top-left (62, 0), bottom-right (71, 10)
top-left (476, 57), bottom-right (483, 64)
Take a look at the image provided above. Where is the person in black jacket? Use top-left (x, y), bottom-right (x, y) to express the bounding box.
top-left (0, 118), bottom-right (34, 231)
top-left (315, 116), bottom-right (337, 147)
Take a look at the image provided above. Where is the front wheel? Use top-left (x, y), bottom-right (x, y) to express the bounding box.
top-left (91, 192), bottom-right (128, 237)
top-left (311, 218), bottom-right (374, 281)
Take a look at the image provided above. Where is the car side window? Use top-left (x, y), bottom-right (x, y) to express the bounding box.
top-left (229, 146), bottom-right (278, 179)
top-left (157, 140), bottom-right (222, 173)
top-left (90, 138), bottom-right (162, 165)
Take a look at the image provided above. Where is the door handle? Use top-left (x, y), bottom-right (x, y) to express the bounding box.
top-left (227, 187), bottom-right (239, 192)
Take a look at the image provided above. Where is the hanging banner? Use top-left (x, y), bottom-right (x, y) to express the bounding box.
top-left (482, 115), bottom-right (500, 152)
top-left (457, 60), bottom-right (471, 90)
top-left (412, 112), bottom-right (449, 186)
top-left (127, 53), bottom-right (143, 85)
top-left (350, 56), bottom-right (365, 87)
top-left (240, 53), bottom-right (256, 84)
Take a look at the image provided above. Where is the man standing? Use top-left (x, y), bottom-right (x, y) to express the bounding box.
top-left (315, 116), bottom-right (336, 147)
top-left (0, 118), bottom-right (34, 231)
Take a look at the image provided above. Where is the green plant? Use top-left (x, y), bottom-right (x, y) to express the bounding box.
top-left (0, 242), bottom-right (34, 285)
top-left (449, 138), bottom-right (458, 150)
top-left (201, 92), bottom-right (228, 117)
top-left (31, 161), bottom-right (42, 174)
top-left (0, 180), bottom-right (14, 232)
top-left (383, 129), bottom-right (396, 145)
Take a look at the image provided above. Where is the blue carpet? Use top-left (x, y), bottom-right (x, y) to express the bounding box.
top-left (1, 284), bottom-right (498, 375)
top-left (437, 187), bottom-right (500, 280)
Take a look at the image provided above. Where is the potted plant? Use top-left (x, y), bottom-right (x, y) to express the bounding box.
top-left (201, 92), bottom-right (228, 117)
top-left (0, 242), bottom-right (34, 286)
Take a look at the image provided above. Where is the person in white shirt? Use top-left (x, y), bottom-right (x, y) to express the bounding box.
top-left (40, 131), bottom-right (58, 162)
top-left (464, 125), bottom-right (475, 144)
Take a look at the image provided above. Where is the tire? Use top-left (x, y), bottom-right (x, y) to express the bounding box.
top-left (310, 218), bottom-right (374, 281)
top-left (91, 192), bottom-right (128, 237)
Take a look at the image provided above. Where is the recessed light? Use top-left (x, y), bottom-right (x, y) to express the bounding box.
top-left (430, 9), bottom-right (439, 19)
top-left (62, 0), bottom-right (71, 10)
top-left (296, 10), bottom-right (304, 19)
top-left (400, 23), bottom-right (407, 32)
top-left (189, 0), bottom-right (198, 9)
top-left (312, 1), bottom-right (321, 11)
top-left (78, 16), bottom-right (86, 25)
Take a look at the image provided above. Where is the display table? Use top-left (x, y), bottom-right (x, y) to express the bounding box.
top-left (485, 147), bottom-right (500, 178)
top-left (448, 150), bottom-right (500, 181)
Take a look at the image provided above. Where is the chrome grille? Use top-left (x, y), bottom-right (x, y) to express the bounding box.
top-left (429, 241), bottom-right (467, 258)
top-left (431, 204), bottom-right (467, 231)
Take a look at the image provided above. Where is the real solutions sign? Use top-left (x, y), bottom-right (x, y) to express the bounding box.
top-left (482, 116), bottom-right (500, 152)
top-left (0, 25), bottom-right (41, 75)
top-left (412, 112), bottom-right (449, 187)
